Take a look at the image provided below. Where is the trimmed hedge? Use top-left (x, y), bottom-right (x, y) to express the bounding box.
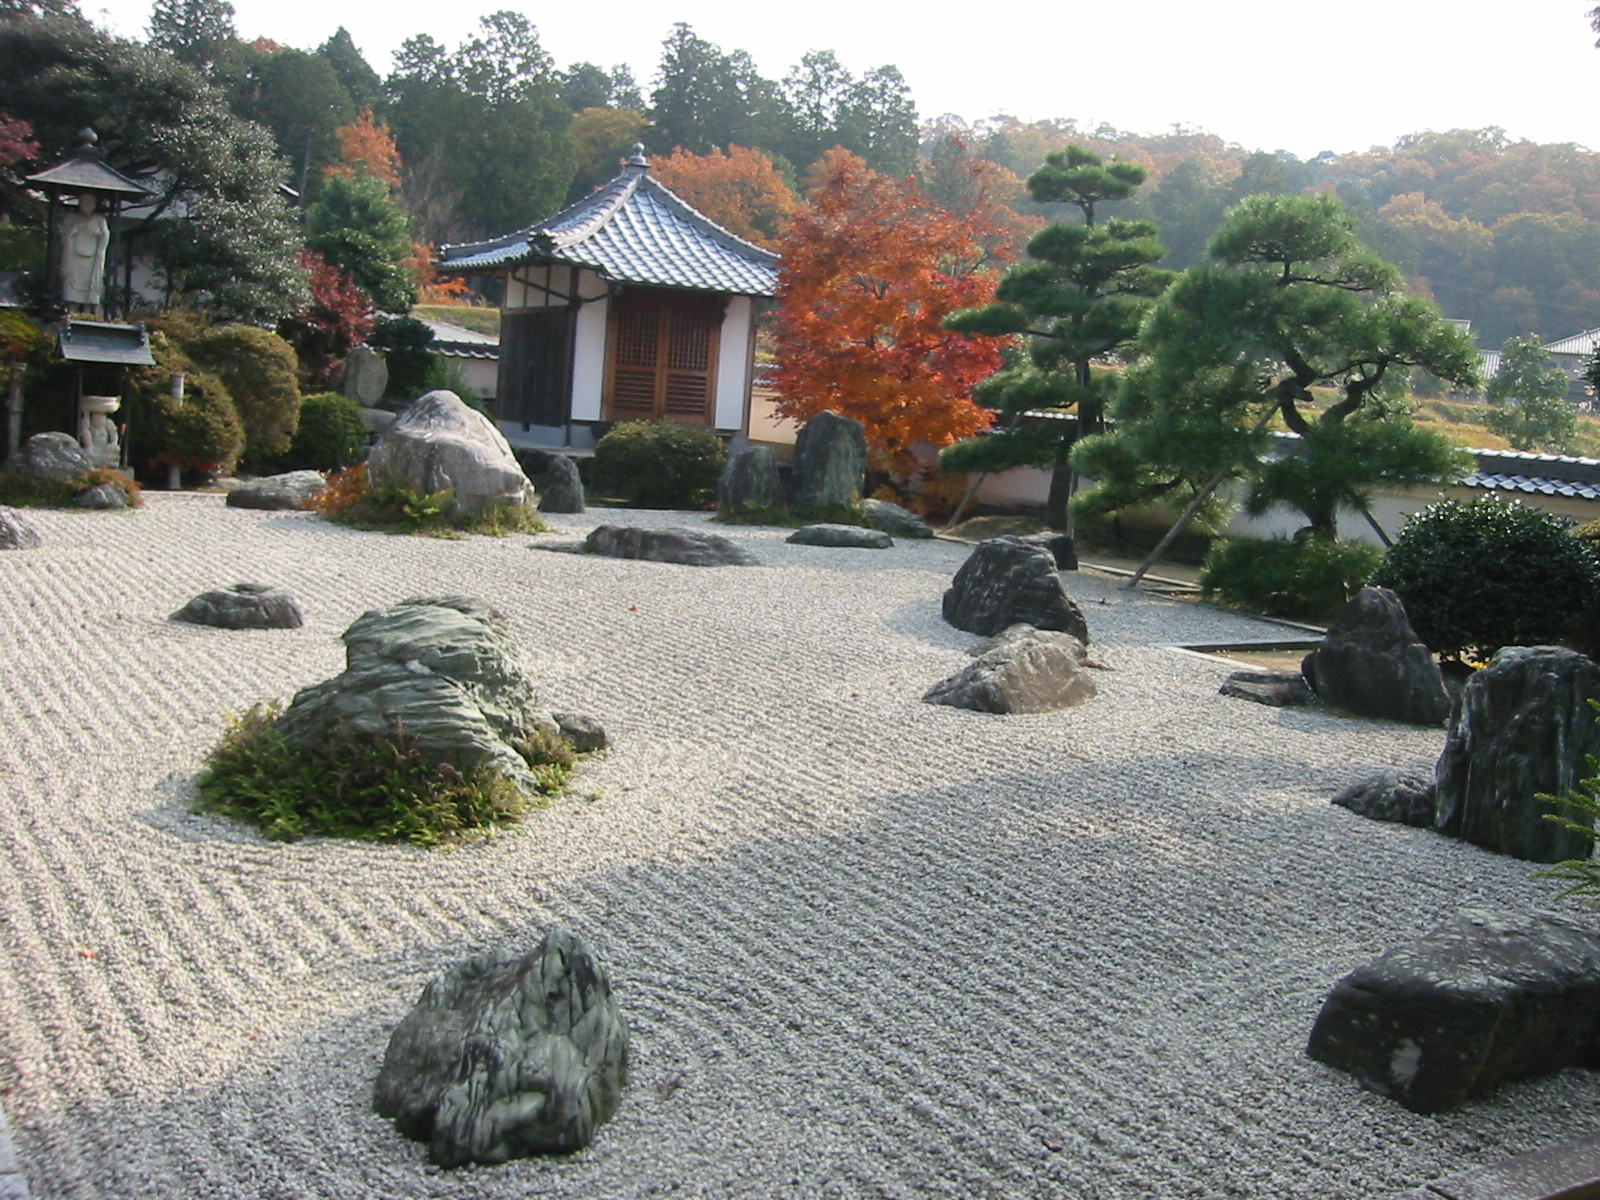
top-left (1201, 535), bottom-right (1383, 623)
top-left (592, 420), bottom-right (726, 509)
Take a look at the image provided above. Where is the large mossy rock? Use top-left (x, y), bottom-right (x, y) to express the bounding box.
top-left (226, 470), bottom-right (327, 511)
top-left (366, 391), bottom-right (536, 515)
top-left (1434, 645), bottom-right (1600, 863)
top-left (1306, 910), bottom-right (1600, 1113)
top-left (0, 506), bottom-right (40, 549)
top-left (861, 497), bottom-right (933, 539)
top-left (924, 626), bottom-right (1096, 714)
top-left (536, 455), bottom-right (585, 514)
top-left (942, 536), bottom-right (1089, 642)
top-left (1302, 587), bottom-right (1450, 726)
top-left (275, 596), bottom-right (553, 791)
top-left (13, 431), bottom-right (91, 485)
top-left (584, 524), bottom-right (757, 567)
top-left (717, 445), bottom-right (783, 517)
top-left (790, 411), bottom-right (866, 513)
top-left (373, 927), bottom-right (628, 1165)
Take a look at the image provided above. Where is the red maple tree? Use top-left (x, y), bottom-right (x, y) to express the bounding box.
top-left (277, 250), bottom-right (376, 386)
top-left (774, 149), bottom-right (1010, 466)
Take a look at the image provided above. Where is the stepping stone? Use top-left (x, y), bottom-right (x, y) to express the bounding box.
top-left (787, 523), bottom-right (891, 549)
top-left (1220, 669), bottom-right (1313, 707)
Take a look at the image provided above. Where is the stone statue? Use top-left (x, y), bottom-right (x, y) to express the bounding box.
top-left (60, 193), bottom-right (110, 311)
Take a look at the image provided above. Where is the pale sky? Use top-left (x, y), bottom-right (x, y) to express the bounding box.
top-left (84, 0), bottom-right (1600, 159)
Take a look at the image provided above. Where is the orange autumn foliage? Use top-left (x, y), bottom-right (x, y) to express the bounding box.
top-left (325, 108), bottom-right (402, 188)
top-left (652, 145), bottom-right (798, 249)
top-left (405, 242), bottom-right (469, 304)
top-left (774, 149), bottom-right (1009, 458)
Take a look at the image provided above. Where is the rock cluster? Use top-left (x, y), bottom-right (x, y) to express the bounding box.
top-left (1302, 587), bottom-right (1450, 726)
top-left (367, 391), bottom-right (536, 515)
top-left (790, 411), bottom-right (866, 513)
top-left (787, 523), bottom-right (891, 549)
top-left (373, 927), bottom-right (629, 1165)
top-left (171, 582), bottom-right (305, 630)
top-left (226, 470), bottom-right (327, 511)
top-left (942, 537), bottom-right (1089, 642)
top-left (0, 506), bottom-right (40, 550)
top-left (924, 624), bottom-right (1096, 714)
top-left (1307, 910), bottom-right (1600, 1112)
top-left (861, 498), bottom-right (933, 539)
top-left (584, 524), bottom-right (757, 567)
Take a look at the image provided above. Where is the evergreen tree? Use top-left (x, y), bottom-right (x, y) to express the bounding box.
top-left (304, 171), bottom-right (415, 313)
top-left (318, 27), bottom-right (383, 115)
top-left (838, 66), bottom-right (917, 176)
top-left (147, 0), bottom-right (234, 70)
top-left (779, 50), bottom-right (850, 169)
top-left (1075, 192), bottom-right (1480, 540)
top-left (1484, 334), bottom-right (1576, 451)
top-left (244, 47), bottom-right (354, 198)
top-left (943, 145), bottom-right (1173, 527)
top-left (649, 24), bottom-right (765, 154)
top-left (560, 62), bottom-right (613, 111)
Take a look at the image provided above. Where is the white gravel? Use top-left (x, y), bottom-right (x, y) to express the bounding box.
top-left (0, 495), bottom-right (1595, 1199)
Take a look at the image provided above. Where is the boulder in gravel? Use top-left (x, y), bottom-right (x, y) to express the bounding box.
top-left (1434, 645), bottom-right (1600, 863)
top-left (374, 927), bottom-right (628, 1165)
top-left (942, 536), bottom-right (1089, 642)
top-left (275, 596), bottom-right (555, 791)
top-left (1331, 769), bottom-right (1435, 827)
top-left (226, 470), bottom-right (327, 511)
top-left (536, 455), bottom-right (585, 514)
top-left (924, 626), bottom-right (1096, 714)
top-left (1220, 669), bottom-right (1314, 707)
top-left (367, 391), bottom-right (536, 516)
top-left (1018, 532), bottom-right (1078, 570)
top-left (1302, 587), bottom-right (1450, 726)
top-left (790, 410), bottom-right (866, 513)
top-left (1306, 910), bottom-right (1600, 1113)
top-left (0, 506), bottom-right (40, 550)
top-left (787, 523), bottom-right (891, 549)
top-left (966, 623), bottom-right (1088, 661)
top-left (342, 344), bottom-right (389, 405)
top-left (360, 407), bottom-right (395, 434)
top-left (72, 480), bottom-right (126, 509)
top-left (171, 582), bottom-right (305, 630)
top-left (553, 712), bottom-right (609, 753)
top-left (584, 524), bottom-right (757, 567)
top-left (11, 431), bottom-right (92, 485)
top-left (861, 497), bottom-right (933, 539)
top-left (717, 445), bottom-right (783, 517)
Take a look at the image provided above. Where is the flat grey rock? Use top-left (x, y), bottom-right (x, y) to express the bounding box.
top-left (226, 470), bottom-right (326, 511)
top-left (367, 391), bottom-right (536, 515)
top-left (1220, 669), bottom-right (1313, 707)
top-left (584, 525), bottom-right (757, 567)
top-left (925, 628), bottom-right (1096, 714)
top-left (786, 523), bottom-right (891, 549)
top-left (536, 455), bottom-right (585, 514)
top-left (861, 498), bottom-right (933, 539)
top-left (718, 446), bottom-right (783, 517)
top-left (373, 928), bottom-right (628, 1166)
top-left (1435, 644), bottom-right (1600, 863)
top-left (1307, 910), bottom-right (1600, 1113)
top-left (1302, 587), bottom-right (1449, 726)
top-left (171, 582), bottom-right (304, 630)
top-left (790, 411), bottom-right (866, 513)
top-left (0, 506), bottom-right (40, 549)
top-left (553, 712), bottom-right (608, 752)
top-left (1331, 769), bottom-right (1435, 826)
top-left (942, 537), bottom-right (1089, 642)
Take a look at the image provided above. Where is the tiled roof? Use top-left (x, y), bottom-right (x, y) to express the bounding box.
top-left (1460, 472), bottom-right (1600, 499)
top-left (1544, 327), bottom-right (1600, 357)
top-left (437, 161), bottom-right (779, 297)
top-left (419, 319), bottom-right (499, 359)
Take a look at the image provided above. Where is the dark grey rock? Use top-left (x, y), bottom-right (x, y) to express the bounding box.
top-left (367, 391), bottom-right (536, 515)
top-left (226, 470), bottom-right (326, 511)
top-left (1306, 910), bottom-right (1600, 1113)
top-left (14, 432), bottom-right (91, 484)
top-left (373, 927), bottom-right (628, 1165)
top-left (787, 523), bottom-right (892, 549)
top-left (1220, 669), bottom-right (1314, 707)
top-left (71, 481), bottom-right (125, 509)
top-left (553, 712), bottom-right (608, 753)
top-left (942, 536), bottom-right (1089, 643)
top-left (275, 596), bottom-right (554, 792)
top-left (0, 506), bottom-right (40, 550)
top-left (536, 455), bottom-right (585, 514)
top-left (861, 498), bottom-right (933, 539)
top-left (171, 582), bottom-right (304, 630)
top-left (1302, 587), bottom-right (1450, 726)
top-left (924, 628), bottom-right (1096, 714)
top-left (790, 411), bottom-right (866, 512)
top-left (342, 344), bottom-right (388, 405)
top-left (584, 525), bottom-right (757, 567)
top-left (1018, 532), bottom-right (1078, 570)
top-left (1331, 769), bottom-right (1435, 827)
top-left (966, 623), bottom-right (1087, 661)
top-left (717, 446), bottom-right (783, 517)
top-left (1434, 645), bottom-right (1600, 863)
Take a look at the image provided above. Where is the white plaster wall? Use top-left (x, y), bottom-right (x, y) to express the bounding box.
top-left (570, 269), bottom-right (608, 421)
top-left (714, 296), bottom-right (752, 431)
top-left (504, 265), bottom-right (553, 311)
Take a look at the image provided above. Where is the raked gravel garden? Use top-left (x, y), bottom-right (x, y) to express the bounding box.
top-left (0, 494), bottom-right (1595, 1199)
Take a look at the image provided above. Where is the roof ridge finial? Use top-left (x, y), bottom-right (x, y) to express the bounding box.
top-left (76, 127), bottom-right (101, 162)
top-left (627, 143), bottom-right (648, 170)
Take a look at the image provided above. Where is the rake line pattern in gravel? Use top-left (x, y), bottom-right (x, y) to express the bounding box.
top-left (0, 497), bottom-right (1596, 1199)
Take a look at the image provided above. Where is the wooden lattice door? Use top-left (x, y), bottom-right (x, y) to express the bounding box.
top-left (605, 290), bottom-right (723, 423)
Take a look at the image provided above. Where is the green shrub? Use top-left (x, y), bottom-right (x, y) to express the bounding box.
top-left (321, 472), bottom-right (547, 537)
top-left (1372, 496), bottom-right (1600, 661)
top-left (369, 314), bottom-right (435, 399)
top-left (284, 392), bottom-right (368, 471)
top-left (418, 354), bottom-right (490, 413)
top-left (193, 703), bottom-right (575, 847)
top-left (125, 334), bottom-right (244, 478)
top-left (187, 324), bottom-right (302, 461)
top-left (592, 420), bottom-right (726, 509)
top-left (1201, 535), bottom-right (1383, 623)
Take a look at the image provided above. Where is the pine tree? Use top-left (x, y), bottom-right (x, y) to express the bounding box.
top-left (318, 28), bottom-right (384, 115)
top-left (943, 145), bottom-right (1173, 527)
top-left (147, 0), bottom-right (234, 70)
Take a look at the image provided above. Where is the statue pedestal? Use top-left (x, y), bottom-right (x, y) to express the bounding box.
top-left (78, 395), bottom-right (120, 469)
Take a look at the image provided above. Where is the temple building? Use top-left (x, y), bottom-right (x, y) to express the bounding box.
top-left (437, 146), bottom-right (779, 449)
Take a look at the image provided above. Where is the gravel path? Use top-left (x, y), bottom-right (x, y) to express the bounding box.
top-left (0, 496), bottom-right (1594, 1199)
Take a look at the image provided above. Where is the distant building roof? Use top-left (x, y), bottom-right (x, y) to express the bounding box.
top-left (420, 318), bottom-right (499, 360)
top-left (1480, 350), bottom-right (1500, 378)
top-left (57, 319), bottom-right (155, 366)
top-left (1543, 327), bottom-right (1600, 357)
top-left (437, 146), bottom-right (779, 297)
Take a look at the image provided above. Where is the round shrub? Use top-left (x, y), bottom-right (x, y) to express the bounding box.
top-left (284, 392), bottom-right (368, 470)
top-left (368, 314), bottom-right (435, 399)
top-left (187, 324), bottom-right (302, 461)
top-left (1371, 496), bottom-right (1600, 660)
top-left (592, 420), bottom-right (727, 509)
top-left (126, 334), bottom-right (244, 478)
top-left (1200, 535), bottom-right (1383, 623)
